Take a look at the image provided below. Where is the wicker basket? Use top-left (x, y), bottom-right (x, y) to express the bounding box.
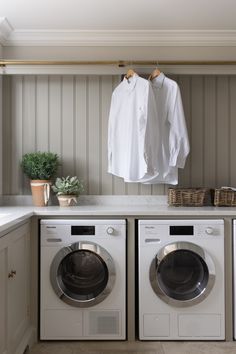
top-left (214, 188), bottom-right (236, 206)
top-left (168, 188), bottom-right (214, 207)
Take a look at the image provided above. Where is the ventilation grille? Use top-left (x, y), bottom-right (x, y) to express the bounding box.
top-left (89, 311), bottom-right (120, 335)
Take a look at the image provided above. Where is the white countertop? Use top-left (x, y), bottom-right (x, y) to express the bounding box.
top-left (0, 207), bottom-right (34, 235)
top-left (0, 195), bottom-right (236, 235)
top-left (35, 204), bottom-right (236, 216)
top-left (1, 201), bottom-right (236, 236)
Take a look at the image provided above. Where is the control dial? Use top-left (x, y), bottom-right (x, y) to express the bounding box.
top-left (205, 227), bottom-right (214, 235)
top-left (106, 227), bottom-right (115, 235)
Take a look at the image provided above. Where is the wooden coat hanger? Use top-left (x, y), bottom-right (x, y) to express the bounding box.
top-left (148, 65), bottom-right (161, 80)
top-left (125, 68), bottom-right (136, 80)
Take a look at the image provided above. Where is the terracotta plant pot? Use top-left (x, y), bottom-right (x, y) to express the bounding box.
top-left (57, 195), bottom-right (78, 207)
top-left (30, 180), bottom-right (51, 207)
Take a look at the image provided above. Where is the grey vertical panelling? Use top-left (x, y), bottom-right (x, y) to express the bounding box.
top-left (48, 76), bottom-right (62, 175)
top-left (3, 74), bottom-right (236, 195)
top-left (2, 76), bottom-right (12, 194)
top-left (230, 77), bottom-right (236, 186)
top-left (140, 184), bottom-right (152, 195)
top-left (23, 76), bottom-right (36, 193)
top-left (216, 76), bottom-right (230, 187)
top-left (151, 181), bottom-right (165, 196)
top-left (75, 76), bottom-right (88, 194)
top-left (100, 76), bottom-right (113, 195)
top-left (178, 76), bottom-right (191, 187)
top-left (36, 76), bottom-right (49, 151)
top-left (61, 76), bottom-right (75, 177)
top-left (140, 182), bottom-right (152, 196)
top-left (88, 76), bottom-right (100, 195)
top-left (191, 76), bottom-right (204, 187)
top-left (11, 76), bottom-right (23, 194)
top-left (204, 76), bottom-right (216, 187)
top-left (127, 181), bottom-right (140, 196)
top-left (23, 76), bottom-right (36, 153)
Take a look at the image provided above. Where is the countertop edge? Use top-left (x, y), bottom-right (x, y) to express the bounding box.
top-left (0, 211), bottom-right (34, 236)
top-left (1, 205), bottom-right (236, 237)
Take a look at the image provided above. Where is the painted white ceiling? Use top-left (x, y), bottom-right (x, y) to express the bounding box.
top-left (1, 0), bottom-right (236, 30)
top-left (1, 0), bottom-right (236, 48)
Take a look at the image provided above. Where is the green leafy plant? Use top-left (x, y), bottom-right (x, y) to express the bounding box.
top-left (52, 176), bottom-right (84, 196)
top-left (21, 151), bottom-right (60, 180)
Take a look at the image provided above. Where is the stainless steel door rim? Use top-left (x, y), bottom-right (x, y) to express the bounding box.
top-left (149, 241), bottom-right (216, 307)
top-left (50, 241), bottom-right (116, 308)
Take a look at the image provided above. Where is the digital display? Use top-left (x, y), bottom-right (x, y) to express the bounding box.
top-left (71, 226), bottom-right (95, 235)
top-left (170, 226), bottom-right (194, 235)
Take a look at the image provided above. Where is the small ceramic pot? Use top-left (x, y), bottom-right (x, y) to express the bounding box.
top-left (57, 195), bottom-right (78, 207)
top-left (30, 180), bottom-right (51, 207)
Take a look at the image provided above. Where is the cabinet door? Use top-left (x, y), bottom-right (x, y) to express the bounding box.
top-left (0, 240), bottom-right (7, 354)
top-left (7, 223), bottom-right (30, 354)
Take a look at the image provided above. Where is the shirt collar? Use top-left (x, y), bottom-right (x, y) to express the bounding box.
top-left (151, 72), bottom-right (165, 88)
top-left (122, 73), bottom-right (138, 91)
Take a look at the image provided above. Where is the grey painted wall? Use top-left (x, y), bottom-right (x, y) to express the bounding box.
top-left (2, 74), bottom-right (236, 195)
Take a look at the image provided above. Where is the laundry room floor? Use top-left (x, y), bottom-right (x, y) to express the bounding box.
top-left (29, 341), bottom-right (236, 354)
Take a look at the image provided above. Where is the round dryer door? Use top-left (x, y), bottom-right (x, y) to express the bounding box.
top-left (149, 241), bottom-right (215, 307)
top-left (50, 241), bottom-right (116, 307)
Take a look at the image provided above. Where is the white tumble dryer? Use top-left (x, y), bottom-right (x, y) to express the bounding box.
top-left (40, 219), bottom-right (126, 340)
top-left (138, 219), bottom-right (225, 340)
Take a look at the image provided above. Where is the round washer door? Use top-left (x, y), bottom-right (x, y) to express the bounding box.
top-left (50, 241), bottom-right (116, 307)
top-left (149, 241), bottom-right (216, 307)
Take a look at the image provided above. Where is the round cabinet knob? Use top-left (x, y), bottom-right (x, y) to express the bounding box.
top-left (205, 227), bottom-right (214, 235)
top-left (107, 227), bottom-right (115, 235)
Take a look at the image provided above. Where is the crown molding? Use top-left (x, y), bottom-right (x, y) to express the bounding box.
top-left (0, 17), bottom-right (13, 45)
top-left (1, 18), bottom-right (236, 47)
top-left (2, 28), bottom-right (236, 47)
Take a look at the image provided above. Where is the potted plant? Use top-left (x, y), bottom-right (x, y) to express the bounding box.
top-left (21, 151), bottom-right (60, 207)
top-left (52, 176), bottom-right (84, 207)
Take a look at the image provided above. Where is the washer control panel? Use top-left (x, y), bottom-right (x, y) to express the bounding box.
top-left (40, 219), bottom-right (126, 245)
top-left (195, 225), bottom-right (222, 237)
top-left (139, 219), bottom-right (224, 243)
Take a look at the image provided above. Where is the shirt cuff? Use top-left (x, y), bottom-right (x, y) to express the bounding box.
top-left (169, 154), bottom-right (187, 169)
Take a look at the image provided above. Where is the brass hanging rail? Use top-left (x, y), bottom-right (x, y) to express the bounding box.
top-left (1, 60), bottom-right (236, 67)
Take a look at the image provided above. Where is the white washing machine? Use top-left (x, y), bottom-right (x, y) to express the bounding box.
top-left (40, 219), bottom-right (126, 340)
top-left (138, 219), bottom-right (225, 340)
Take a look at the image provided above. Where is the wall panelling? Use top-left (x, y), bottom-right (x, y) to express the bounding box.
top-left (2, 74), bottom-right (236, 195)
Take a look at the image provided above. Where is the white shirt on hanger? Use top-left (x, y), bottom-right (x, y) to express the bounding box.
top-left (124, 73), bottom-right (190, 185)
top-left (107, 73), bottom-right (160, 181)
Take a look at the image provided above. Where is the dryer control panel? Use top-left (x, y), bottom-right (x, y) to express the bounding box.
top-left (139, 219), bottom-right (224, 246)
